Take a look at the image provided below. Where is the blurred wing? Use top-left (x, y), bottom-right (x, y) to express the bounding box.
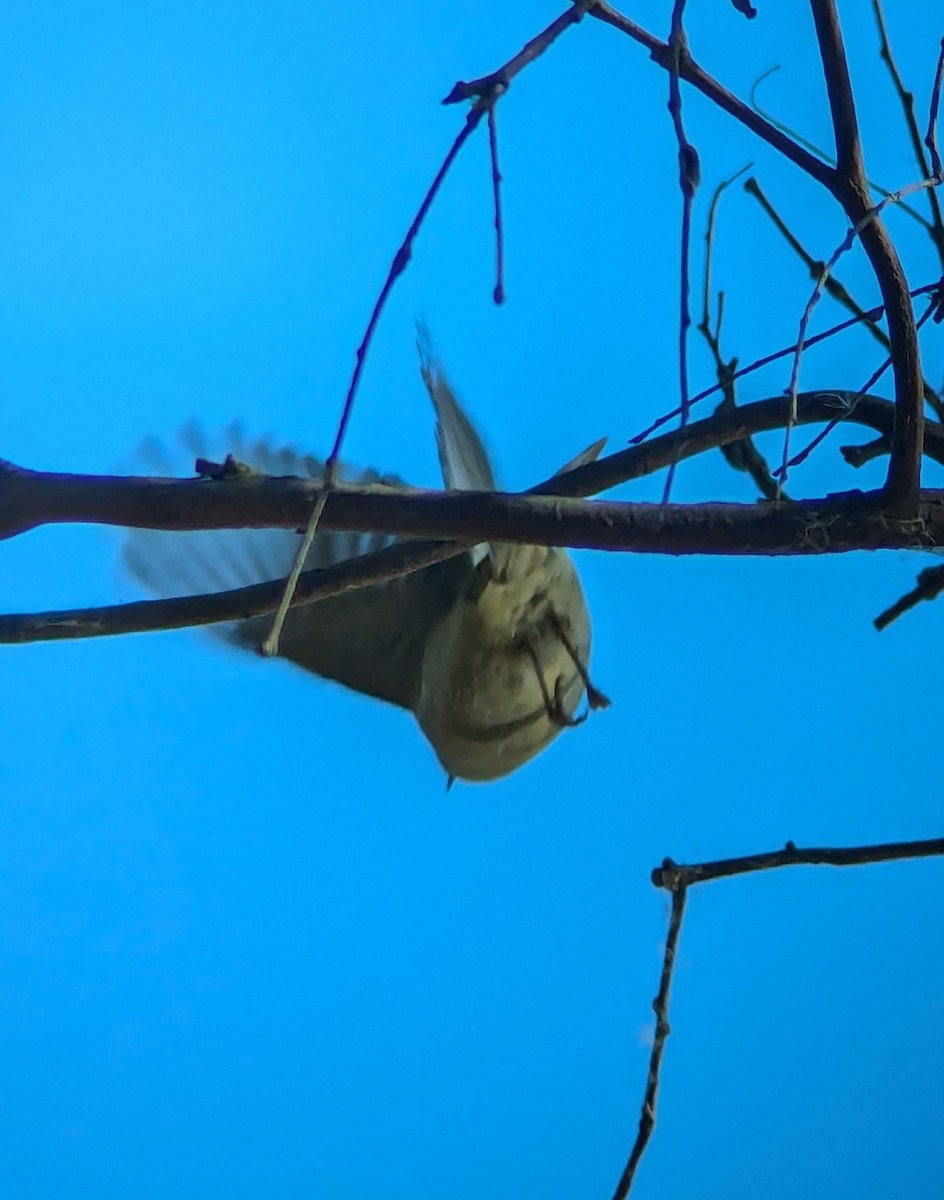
top-left (417, 324), bottom-right (497, 569)
top-left (123, 424), bottom-right (463, 711)
top-left (417, 325), bottom-right (496, 493)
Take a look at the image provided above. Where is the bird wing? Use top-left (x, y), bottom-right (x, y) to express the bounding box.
top-left (416, 325), bottom-right (498, 572)
top-left (123, 423), bottom-right (465, 711)
top-left (416, 325), bottom-right (496, 493)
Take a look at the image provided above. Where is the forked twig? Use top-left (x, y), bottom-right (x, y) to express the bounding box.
top-left (612, 833), bottom-right (944, 1196)
top-left (266, 3), bottom-right (596, 654)
top-left (262, 101), bottom-right (492, 655)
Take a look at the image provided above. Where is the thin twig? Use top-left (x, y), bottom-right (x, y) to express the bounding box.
top-left (330, 101), bottom-right (491, 479)
top-left (590, 2), bottom-right (833, 185)
top-left (265, 98), bottom-right (493, 654)
top-left (744, 176), bottom-right (877, 319)
top-left (875, 562), bottom-right (944, 629)
top-left (652, 834), bottom-right (944, 889)
top-left (487, 105), bottom-right (506, 305)
top-left (780, 185), bottom-right (939, 491)
top-left (698, 169), bottom-right (781, 499)
top-left (775, 289), bottom-right (944, 478)
top-left (924, 36), bottom-right (944, 182)
top-left (872, 0), bottom-right (944, 267)
top-left (261, 489), bottom-right (330, 655)
top-left (744, 175), bottom-right (944, 420)
top-left (749, 65), bottom-right (935, 231)
top-left (629, 282), bottom-right (941, 445)
top-left (443, 1), bottom-right (594, 104)
top-left (609, 887), bottom-right (687, 1200)
top-left (266, 4), bottom-right (601, 653)
top-left (612, 830), bottom-right (944, 1195)
top-left (662, 1), bottom-right (699, 504)
top-left (780, 220), bottom-right (872, 490)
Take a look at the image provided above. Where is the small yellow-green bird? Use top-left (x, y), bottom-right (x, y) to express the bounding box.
top-left (125, 334), bottom-right (608, 782)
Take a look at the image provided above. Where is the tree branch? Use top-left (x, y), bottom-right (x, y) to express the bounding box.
top-left (611, 832), bottom-right (944, 1195)
top-left (0, 538), bottom-right (464, 645)
top-left (809, 0), bottom-right (925, 509)
top-left (6, 392), bottom-right (938, 525)
top-left (590, 2), bottom-right (833, 185)
top-left (3, 391), bottom-right (944, 546)
top-left (609, 887), bottom-right (687, 1200)
top-left (442, 1), bottom-right (592, 105)
top-left (652, 834), bottom-right (944, 889)
top-left (6, 390), bottom-right (944, 649)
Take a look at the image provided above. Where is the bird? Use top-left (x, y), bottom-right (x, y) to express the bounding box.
top-left (123, 333), bottom-right (609, 783)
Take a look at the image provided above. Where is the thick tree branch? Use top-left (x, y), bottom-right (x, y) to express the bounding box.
top-left (810, 0), bottom-right (866, 179)
top-left (6, 390), bottom-right (944, 647)
top-left (8, 470), bottom-right (944, 563)
top-left (2, 391), bottom-right (943, 546)
top-left (809, 0), bottom-right (925, 509)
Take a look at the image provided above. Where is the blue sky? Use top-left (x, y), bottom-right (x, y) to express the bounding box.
top-left (0, 3), bottom-right (942, 1198)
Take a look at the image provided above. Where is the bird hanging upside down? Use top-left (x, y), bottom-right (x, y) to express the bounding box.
top-left (124, 334), bottom-right (609, 782)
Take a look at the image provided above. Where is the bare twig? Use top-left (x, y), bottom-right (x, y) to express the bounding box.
top-left (652, 835), bottom-right (944, 889)
top-left (749, 66), bottom-right (935, 231)
top-left (609, 887), bottom-right (687, 1200)
top-left (487, 105), bottom-right (506, 305)
top-left (612, 831), bottom-right (944, 1195)
top-left (266, 99), bottom-right (493, 653)
top-left (590, 2), bottom-right (833, 185)
top-left (875, 561), bottom-right (944, 629)
top-left (698, 169), bottom-right (782, 499)
top-left (662, 1), bottom-right (699, 504)
top-left (779, 217), bottom-right (872, 490)
top-left (266, 2), bottom-right (599, 654)
top-left (775, 289), bottom-right (944, 478)
top-left (925, 36), bottom-right (944, 182)
top-left (872, 0), bottom-right (944, 266)
top-left (442, 1), bottom-right (593, 105)
top-left (744, 176), bottom-right (944, 420)
top-left (630, 281), bottom-right (942, 445)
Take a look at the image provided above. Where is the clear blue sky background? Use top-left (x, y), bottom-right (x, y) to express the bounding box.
top-left (1, 3), bottom-right (942, 1198)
